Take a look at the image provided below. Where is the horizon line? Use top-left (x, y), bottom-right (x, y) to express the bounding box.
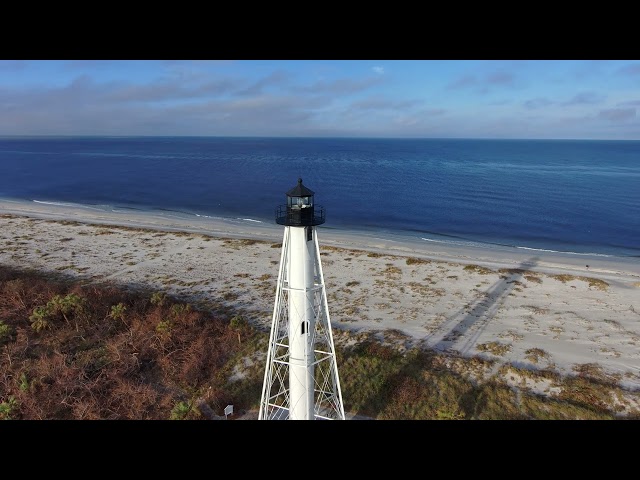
top-left (1, 134), bottom-right (638, 142)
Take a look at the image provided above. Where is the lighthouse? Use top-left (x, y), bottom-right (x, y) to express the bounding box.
top-left (259, 178), bottom-right (345, 420)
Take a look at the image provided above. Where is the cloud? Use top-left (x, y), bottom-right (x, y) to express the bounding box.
top-left (598, 108), bottom-right (636, 122)
top-left (617, 62), bottom-right (640, 76)
top-left (0, 71), bottom-right (334, 137)
top-left (297, 76), bottom-right (384, 95)
top-left (447, 71), bottom-right (515, 93)
top-left (0, 60), bottom-right (27, 72)
top-left (1, 60), bottom-right (637, 139)
top-left (106, 77), bottom-right (238, 103)
top-left (104, 81), bottom-right (191, 103)
top-left (420, 108), bottom-right (445, 116)
top-left (524, 98), bottom-right (555, 109)
top-left (563, 91), bottom-right (606, 105)
top-left (157, 94), bottom-right (335, 136)
top-left (0, 75), bottom-right (110, 111)
top-left (1, 72), bottom-right (242, 107)
top-left (349, 97), bottom-right (423, 111)
top-left (224, 94), bottom-right (328, 112)
top-left (62, 60), bottom-right (127, 71)
top-left (235, 70), bottom-right (290, 96)
top-left (391, 116), bottom-right (421, 127)
top-left (617, 100), bottom-right (640, 107)
top-left (161, 60), bottom-right (235, 68)
top-left (488, 99), bottom-right (512, 106)
top-left (447, 75), bottom-right (477, 90)
top-left (486, 72), bottom-right (514, 85)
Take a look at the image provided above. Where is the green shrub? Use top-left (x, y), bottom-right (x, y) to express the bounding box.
top-left (29, 305), bottom-right (52, 332)
top-left (49, 293), bottom-right (84, 317)
top-left (170, 401), bottom-right (193, 420)
top-left (0, 321), bottom-right (14, 345)
top-left (436, 408), bottom-right (466, 420)
top-left (170, 303), bottom-right (191, 317)
top-left (230, 315), bottom-right (247, 328)
top-left (18, 373), bottom-right (29, 393)
top-left (108, 303), bottom-right (127, 321)
top-left (156, 320), bottom-right (173, 336)
top-left (29, 293), bottom-right (85, 332)
top-left (150, 291), bottom-right (166, 306)
top-left (0, 397), bottom-right (18, 420)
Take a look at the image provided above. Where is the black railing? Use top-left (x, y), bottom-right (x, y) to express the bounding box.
top-left (275, 205), bottom-right (325, 226)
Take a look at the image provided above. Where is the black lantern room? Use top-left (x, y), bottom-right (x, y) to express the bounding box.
top-left (275, 178), bottom-right (325, 226)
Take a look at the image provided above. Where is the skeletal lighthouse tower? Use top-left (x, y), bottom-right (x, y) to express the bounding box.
top-left (259, 178), bottom-right (345, 420)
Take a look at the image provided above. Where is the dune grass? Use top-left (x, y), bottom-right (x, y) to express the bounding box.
top-left (1, 265), bottom-right (637, 420)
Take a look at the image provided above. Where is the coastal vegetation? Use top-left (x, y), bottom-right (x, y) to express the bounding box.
top-left (551, 274), bottom-right (609, 290)
top-left (1, 264), bottom-right (638, 420)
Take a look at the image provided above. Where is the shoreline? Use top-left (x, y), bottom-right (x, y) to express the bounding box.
top-left (2, 198), bottom-right (639, 282)
top-left (2, 199), bottom-right (640, 395)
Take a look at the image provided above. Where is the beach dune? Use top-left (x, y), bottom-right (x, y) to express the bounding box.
top-left (2, 199), bottom-right (640, 402)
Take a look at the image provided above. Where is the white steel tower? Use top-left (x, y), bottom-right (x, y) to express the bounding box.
top-left (259, 178), bottom-right (345, 420)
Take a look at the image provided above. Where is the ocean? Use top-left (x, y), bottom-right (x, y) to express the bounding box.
top-left (0, 136), bottom-right (638, 258)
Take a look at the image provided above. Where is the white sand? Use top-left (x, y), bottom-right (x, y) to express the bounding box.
top-left (2, 199), bottom-right (640, 394)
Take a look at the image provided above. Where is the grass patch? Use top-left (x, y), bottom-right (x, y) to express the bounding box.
top-left (406, 257), bottom-right (430, 265)
top-left (55, 265), bottom-right (76, 271)
top-left (498, 268), bottom-right (526, 275)
top-left (552, 274), bottom-right (609, 291)
top-left (382, 265), bottom-right (402, 276)
top-left (524, 305), bottom-right (550, 315)
top-left (525, 348), bottom-right (549, 364)
top-left (477, 342), bottom-right (511, 356)
top-left (551, 274), bottom-right (575, 283)
top-left (581, 277), bottom-right (609, 291)
top-left (320, 246), bottom-right (344, 252)
top-left (222, 238), bottom-right (262, 249)
top-left (572, 363), bottom-right (620, 383)
top-left (463, 265), bottom-right (493, 275)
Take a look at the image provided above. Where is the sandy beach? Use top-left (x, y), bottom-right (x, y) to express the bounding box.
top-left (2, 198), bottom-right (640, 400)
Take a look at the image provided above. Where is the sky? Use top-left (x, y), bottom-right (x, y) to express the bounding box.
top-left (0, 59), bottom-right (638, 140)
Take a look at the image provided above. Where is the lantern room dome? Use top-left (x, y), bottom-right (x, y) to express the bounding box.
top-left (286, 178), bottom-right (315, 197)
top-left (275, 178), bottom-right (325, 226)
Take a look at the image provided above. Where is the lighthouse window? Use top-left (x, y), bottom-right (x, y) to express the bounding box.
top-left (301, 321), bottom-right (309, 335)
top-left (288, 197), bottom-right (301, 209)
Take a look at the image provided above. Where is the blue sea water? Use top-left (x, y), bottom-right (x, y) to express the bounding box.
top-left (0, 136), bottom-right (638, 258)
